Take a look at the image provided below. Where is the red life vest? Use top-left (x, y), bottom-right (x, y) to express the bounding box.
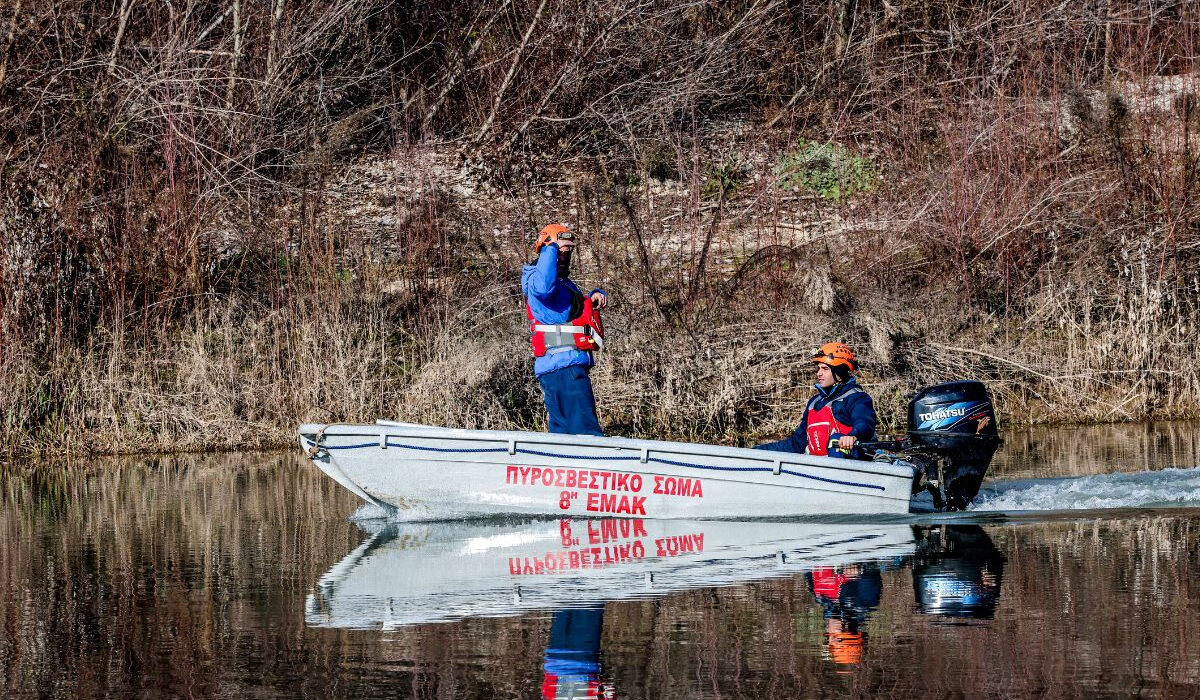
top-left (804, 389), bottom-right (861, 456)
top-left (527, 295), bottom-right (604, 357)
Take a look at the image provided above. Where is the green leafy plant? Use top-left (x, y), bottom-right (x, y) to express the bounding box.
top-left (643, 144), bottom-right (679, 182)
top-left (775, 140), bottom-right (877, 203)
top-left (702, 155), bottom-right (748, 200)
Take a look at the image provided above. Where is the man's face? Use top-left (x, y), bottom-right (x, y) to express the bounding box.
top-left (556, 238), bottom-right (575, 277)
top-left (815, 362), bottom-right (836, 389)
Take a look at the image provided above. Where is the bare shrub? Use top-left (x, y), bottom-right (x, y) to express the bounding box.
top-left (3, 0), bottom-right (1200, 453)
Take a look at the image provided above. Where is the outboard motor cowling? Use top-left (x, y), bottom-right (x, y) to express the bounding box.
top-left (907, 381), bottom-right (1000, 511)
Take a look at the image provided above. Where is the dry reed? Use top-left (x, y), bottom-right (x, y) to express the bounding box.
top-left (2, 1), bottom-right (1199, 454)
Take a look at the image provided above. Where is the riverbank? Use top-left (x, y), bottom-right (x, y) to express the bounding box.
top-left (4, 141), bottom-right (1198, 456)
top-left (3, 2), bottom-right (1198, 455)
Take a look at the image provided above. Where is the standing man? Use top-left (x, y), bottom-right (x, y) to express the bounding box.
top-left (521, 223), bottom-right (608, 436)
top-left (756, 342), bottom-right (877, 458)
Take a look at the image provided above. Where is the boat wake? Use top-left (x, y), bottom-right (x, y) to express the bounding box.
top-left (970, 467), bottom-right (1200, 512)
top-left (349, 502), bottom-right (544, 526)
top-left (350, 503), bottom-right (396, 522)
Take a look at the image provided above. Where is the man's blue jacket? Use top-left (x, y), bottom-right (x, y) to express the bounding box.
top-left (521, 244), bottom-right (605, 377)
top-left (756, 377), bottom-right (877, 457)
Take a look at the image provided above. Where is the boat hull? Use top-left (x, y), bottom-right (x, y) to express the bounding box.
top-left (300, 422), bottom-right (915, 519)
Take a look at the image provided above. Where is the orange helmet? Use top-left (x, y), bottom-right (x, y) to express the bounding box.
top-left (811, 342), bottom-right (856, 370)
top-left (535, 223), bottom-right (576, 253)
top-left (826, 631), bottom-right (864, 665)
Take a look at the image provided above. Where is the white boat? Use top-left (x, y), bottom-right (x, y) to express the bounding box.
top-left (305, 517), bottom-right (917, 629)
top-left (299, 421), bottom-right (918, 519)
top-left (300, 381), bottom-right (1002, 518)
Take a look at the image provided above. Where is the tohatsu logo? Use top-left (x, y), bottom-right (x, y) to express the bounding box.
top-left (919, 407), bottom-right (967, 422)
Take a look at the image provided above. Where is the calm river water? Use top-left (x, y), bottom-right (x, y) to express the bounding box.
top-left (3, 422), bottom-right (1200, 698)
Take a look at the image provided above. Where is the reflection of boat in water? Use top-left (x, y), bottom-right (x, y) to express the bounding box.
top-left (306, 519), bottom-right (1010, 685)
top-left (299, 381), bottom-right (1001, 519)
top-left (798, 525), bottom-right (1007, 670)
top-left (911, 525), bottom-right (1006, 619)
top-left (537, 526), bottom-right (1008, 694)
top-left (304, 518), bottom-right (917, 629)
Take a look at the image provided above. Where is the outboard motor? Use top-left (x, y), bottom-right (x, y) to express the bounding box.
top-left (906, 381), bottom-right (1000, 511)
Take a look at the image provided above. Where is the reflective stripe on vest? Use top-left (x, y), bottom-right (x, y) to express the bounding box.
top-left (805, 387), bottom-right (861, 456)
top-left (526, 295), bottom-right (604, 357)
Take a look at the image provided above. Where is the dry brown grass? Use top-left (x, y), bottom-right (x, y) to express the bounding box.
top-left (2, 1), bottom-right (1199, 454)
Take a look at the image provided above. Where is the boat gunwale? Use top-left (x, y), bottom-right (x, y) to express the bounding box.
top-left (298, 422), bottom-right (917, 481)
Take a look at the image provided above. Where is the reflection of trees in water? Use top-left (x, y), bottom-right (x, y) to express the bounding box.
top-left (0, 454), bottom-right (546, 696)
top-left (601, 519), bottom-right (1200, 696)
top-left (994, 420), bottom-right (1200, 479)
top-left (4, 457), bottom-right (1200, 697)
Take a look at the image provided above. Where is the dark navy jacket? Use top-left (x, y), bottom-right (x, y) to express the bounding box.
top-left (756, 377), bottom-right (877, 457)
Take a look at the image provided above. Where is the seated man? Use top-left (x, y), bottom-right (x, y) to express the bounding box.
top-left (521, 223), bottom-right (608, 436)
top-left (756, 342), bottom-right (877, 458)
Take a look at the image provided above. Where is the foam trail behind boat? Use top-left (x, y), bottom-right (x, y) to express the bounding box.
top-left (970, 467), bottom-right (1200, 512)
